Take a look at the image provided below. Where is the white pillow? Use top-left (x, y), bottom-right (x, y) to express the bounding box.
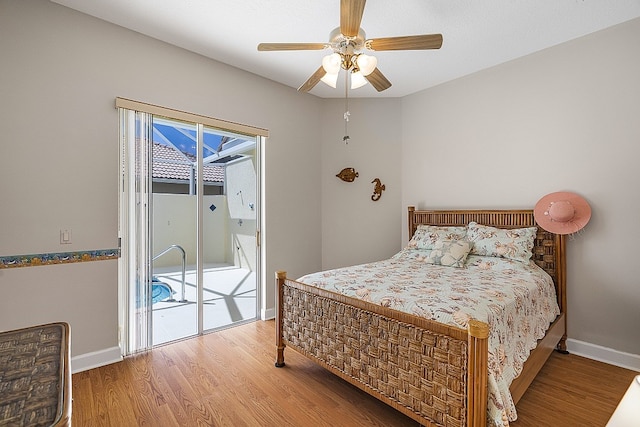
top-left (423, 240), bottom-right (474, 268)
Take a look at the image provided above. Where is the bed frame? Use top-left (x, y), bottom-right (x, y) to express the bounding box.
top-left (275, 207), bottom-right (566, 426)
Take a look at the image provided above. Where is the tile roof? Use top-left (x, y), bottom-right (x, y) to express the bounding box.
top-left (153, 142), bottom-right (224, 183)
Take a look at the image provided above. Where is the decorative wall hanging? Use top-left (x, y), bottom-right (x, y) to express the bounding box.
top-left (336, 167), bottom-right (359, 182)
top-left (342, 72), bottom-right (351, 144)
top-left (533, 191), bottom-right (591, 235)
top-left (371, 178), bottom-right (385, 201)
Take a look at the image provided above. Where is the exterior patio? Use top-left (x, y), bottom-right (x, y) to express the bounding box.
top-left (152, 264), bottom-right (257, 345)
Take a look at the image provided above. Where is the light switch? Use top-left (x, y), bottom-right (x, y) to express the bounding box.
top-left (60, 229), bottom-right (72, 244)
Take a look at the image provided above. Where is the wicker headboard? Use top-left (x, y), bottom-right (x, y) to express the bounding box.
top-left (408, 206), bottom-right (566, 313)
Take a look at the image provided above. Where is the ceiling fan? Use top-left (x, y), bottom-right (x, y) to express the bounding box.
top-left (257, 0), bottom-right (443, 93)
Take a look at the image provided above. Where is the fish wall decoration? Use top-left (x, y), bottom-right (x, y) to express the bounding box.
top-left (336, 167), bottom-right (359, 182)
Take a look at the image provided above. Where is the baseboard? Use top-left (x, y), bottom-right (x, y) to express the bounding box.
top-left (71, 346), bottom-right (122, 374)
top-left (567, 339), bottom-right (640, 372)
top-left (261, 307), bottom-right (276, 320)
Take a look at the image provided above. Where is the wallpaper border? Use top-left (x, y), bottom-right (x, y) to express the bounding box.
top-left (0, 249), bottom-right (119, 269)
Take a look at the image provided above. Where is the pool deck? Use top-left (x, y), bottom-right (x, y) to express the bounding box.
top-left (151, 264), bottom-right (257, 345)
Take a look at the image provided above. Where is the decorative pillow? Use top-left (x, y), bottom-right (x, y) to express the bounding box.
top-left (466, 221), bottom-right (537, 263)
top-left (423, 240), bottom-right (474, 268)
top-left (407, 225), bottom-right (467, 250)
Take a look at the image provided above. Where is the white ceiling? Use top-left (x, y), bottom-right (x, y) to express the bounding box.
top-left (51, 0), bottom-right (640, 98)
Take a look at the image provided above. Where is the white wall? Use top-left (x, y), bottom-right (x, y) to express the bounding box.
top-left (0, 260), bottom-right (118, 359)
top-left (226, 156), bottom-right (257, 270)
top-left (402, 18), bottom-right (640, 358)
top-left (320, 98), bottom-right (403, 270)
top-left (153, 194), bottom-right (229, 268)
top-left (0, 0), bottom-right (322, 359)
top-left (203, 195), bottom-right (230, 265)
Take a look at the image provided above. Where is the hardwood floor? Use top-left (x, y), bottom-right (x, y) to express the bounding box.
top-left (511, 351), bottom-right (637, 427)
top-left (72, 320), bottom-right (637, 426)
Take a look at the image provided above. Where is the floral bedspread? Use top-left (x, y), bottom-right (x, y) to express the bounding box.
top-left (297, 248), bottom-right (560, 427)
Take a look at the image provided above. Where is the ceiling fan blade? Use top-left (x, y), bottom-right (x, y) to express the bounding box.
top-left (367, 34), bottom-right (443, 51)
top-left (298, 66), bottom-right (327, 92)
top-left (340, 0), bottom-right (366, 38)
top-left (258, 43), bottom-right (327, 51)
top-left (365, 68), bottom-right (392, 92)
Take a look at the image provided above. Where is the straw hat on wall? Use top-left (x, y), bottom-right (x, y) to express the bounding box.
top-left (534, 191), bottom-right (591, 235)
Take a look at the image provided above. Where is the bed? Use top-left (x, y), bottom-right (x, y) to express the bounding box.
top-left (274, 207), bottom-right (567, 427)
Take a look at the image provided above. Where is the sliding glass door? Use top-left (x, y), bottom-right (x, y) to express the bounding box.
top-left (118, 99), bottom-right (265, 355)
top-left (201, 126), bottom-right (259, 331)
top-left (150, 118), bottom-right (199, 345)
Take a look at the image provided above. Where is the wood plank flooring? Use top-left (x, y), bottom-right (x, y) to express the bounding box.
top-left (71, 320), bottom-right (637, 426)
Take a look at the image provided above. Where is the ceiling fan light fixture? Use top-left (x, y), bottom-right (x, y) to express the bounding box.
top-left (258, 1), bottom-right (443, 94)
top-left (356, 54), bottom-right (377, 76)
top-left (350, 70), bottom-right (368, 89)
top-left (322, 53), bottom-right (342, 74)
top-left (321, 71), bottom-right (339, 88)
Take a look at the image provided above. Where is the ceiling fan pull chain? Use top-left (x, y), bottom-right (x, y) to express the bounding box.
top-left (343, 71), bottom-right (350, 144)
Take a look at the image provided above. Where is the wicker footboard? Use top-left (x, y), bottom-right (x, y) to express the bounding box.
top-left (275, 272), bottom-right (489, 427)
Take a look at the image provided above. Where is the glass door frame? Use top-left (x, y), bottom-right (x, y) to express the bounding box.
top-left (117, 97), bottom-right (268, 355)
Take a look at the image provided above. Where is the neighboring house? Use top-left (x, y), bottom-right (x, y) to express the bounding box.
top-left (152, 142), bottom-right (224, 195)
